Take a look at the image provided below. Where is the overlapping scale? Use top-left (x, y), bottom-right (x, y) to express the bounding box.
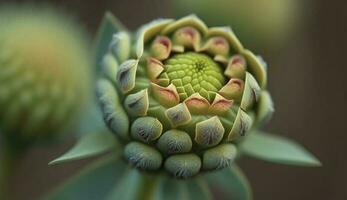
top-left (97, 14), bottom-right (272, 178)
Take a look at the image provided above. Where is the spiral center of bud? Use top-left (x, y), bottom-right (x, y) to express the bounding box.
top-left (162, 52), bottom-right (226, 101)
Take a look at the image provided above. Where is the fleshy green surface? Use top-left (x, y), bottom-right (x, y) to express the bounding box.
top-left (95, 14), bottom-right (291, 178)
top-left (240, 131), bottom-right (321, 166)
top-left (161, 52), bottom-right (226, 101)
top-left (49, 131), bottom-right (118, 165)
top-left (153, 176), bottom-right (213, 200)
top-left (105, 168), bottom-right (146, 200)
top-left (205, 164), bottom-right (252, 200)
top-left (49, 12), bottom-right (321, 200)
top-left (44, 155), bottom-right (126, 200)
top-left (46, 154), bottom-right (215, 200)
top-left (94, 12), bottom-right (128, 69)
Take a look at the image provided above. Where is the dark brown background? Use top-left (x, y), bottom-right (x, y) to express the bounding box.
top-left (2, 0), bottom-right (347, 199)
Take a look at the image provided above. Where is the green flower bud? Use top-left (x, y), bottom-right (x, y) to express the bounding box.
top-left (98, 15), bottom-right (273, 178)
top-left (224, 55), bottom-right (247, 79)
top-left (150, 36), bottom-right (172, 60)
top-left (157, 129), bottom-right (192, 154)
top-left (124, 141), bottom-right (162, 170)
top-left (131, 117), bottom-right (163, 143)
top-left (0, 5), bottom-right (92, 143)
top-left (172, 26), bottom-right (201, 51)
top-left (165, 154), bottom-right (201, 178)
top-left (202, 143), bottom-right (237, 170)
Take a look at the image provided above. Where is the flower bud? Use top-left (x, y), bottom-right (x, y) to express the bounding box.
top-left (219, 79), bottom-right (245, 102)
top-left (201, 36), bottom-right (230, 58)
top-left (0, 5), bottom-right (92, 142)
top-left (124, 141), bottom-right (163, 170)
top-left (98, 15), bottom-right (271, 178)
top-left (150, 36), bottom-right (172, 60)
top-left (203, 144), bottom-right (237, 170)
top-left (172, 26), bottom-right (201, 51)
top-left (224, 55), bottom-right (247, 79)
top-left (157, 129), bottom-right (192, 154)
top-left (131, 117), bottom-right (163, 143)
top-left (165, 154), bottom-right (201, 178)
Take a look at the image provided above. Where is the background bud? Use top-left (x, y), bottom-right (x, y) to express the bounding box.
top-left (0, 5), bottom-right (92, 143)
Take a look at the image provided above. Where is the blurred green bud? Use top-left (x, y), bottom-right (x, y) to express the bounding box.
top-left (97, 15), bottom-right (273, 178)
top-left (0, 5), bottom-right (92, 143)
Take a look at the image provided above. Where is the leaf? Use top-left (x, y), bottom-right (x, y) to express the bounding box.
top-left (49, 131), bottom-right (118, 165)
top-left (240, 131), bottom-right (322, 167)
top-left (151, 176), bottom-right (212, 200)
top-left (43, 155), bottom-right (126, 200)
top-left (94, 11), bottom-right (127, 69)
top-left (76, 101), bottom-right (107, 137)
top-left (153, 176), bottom-right (189, 200)
top-left (205, 165), bottom-right (252, 200)
top-left (105, 169), bottom-right (145, 200)
top-left (184, 178), bottom-right (213, 200)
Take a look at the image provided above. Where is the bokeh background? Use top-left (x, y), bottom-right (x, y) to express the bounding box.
top-left (1, 0), bottom-right (346, 199)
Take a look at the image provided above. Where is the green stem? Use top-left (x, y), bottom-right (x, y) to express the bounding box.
top-left (0, 142), bottom-right (23, 200)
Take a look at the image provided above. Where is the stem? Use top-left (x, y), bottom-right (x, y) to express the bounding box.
top-left (0, 142), bottom-right (23, 200)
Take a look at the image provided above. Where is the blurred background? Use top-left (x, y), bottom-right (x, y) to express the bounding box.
top-left (0, 0), bottom-right (346, 199)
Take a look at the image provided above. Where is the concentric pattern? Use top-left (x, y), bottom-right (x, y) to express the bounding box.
top-left (160, 52), bottom-right (225, 101)
top-left (98, 15), bottom-right (273, 178)
top-left (0, 7), bottom-right (91, 141)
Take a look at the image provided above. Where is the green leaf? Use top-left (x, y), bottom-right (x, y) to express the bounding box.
top-left (153, 176), bottom-right (189, 200)
top-left (151, 176), bottom-right (212, 200)
top-left (77, 101), bottom-right (107, 137)
top-left (43, 155), bottom-right (126, 200)
top-left (205, 165), bottom-right (252, 200)
top-left (106, 169), bottom-right (211, 200)
top-left (105, 169), bottom-right (145, 200)
top-left (94, 11), bottom-right (127, 69)
top-left (184, 178), bottom-right (213, 200)
top-left (240, 131), bottom-right (321, 167)
top-left (49, 131), bottom-right (118, 165)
